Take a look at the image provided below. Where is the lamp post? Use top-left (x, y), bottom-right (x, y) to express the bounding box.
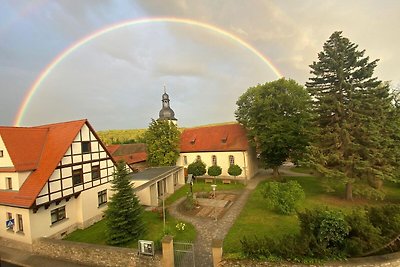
top-left (211, 184), bottom-right (217, 221)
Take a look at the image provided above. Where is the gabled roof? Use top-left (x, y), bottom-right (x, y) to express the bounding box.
top-left (106, 143), bottom-right (147, 165)
top-left (0, 119), bottom-right (87, 208)
top-left (0, 127), bottom-right (48, 171)
top-left (180, 123), bottom-right (249, 152)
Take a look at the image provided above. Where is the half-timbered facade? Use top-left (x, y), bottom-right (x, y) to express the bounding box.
top-left (0, 119), bottom-right (115, 244)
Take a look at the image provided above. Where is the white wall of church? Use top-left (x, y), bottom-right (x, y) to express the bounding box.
top-left (179, 151), bottom-right (258, 179)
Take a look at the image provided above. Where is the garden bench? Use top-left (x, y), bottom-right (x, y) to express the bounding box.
top-left (222, 179), bottom-right (231, 184)
top-left (205, 178), bottom-right (213, 183)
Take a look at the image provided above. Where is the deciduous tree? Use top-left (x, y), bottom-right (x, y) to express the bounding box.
top-left (236, 78), bottom-right (312, 177)
top-left (144, 119), bottom-right (180, 166)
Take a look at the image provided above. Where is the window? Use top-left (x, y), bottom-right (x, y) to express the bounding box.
top-left (196, 155), bottom-right (201, 161)
top-left (6, 177), bottom-right (12, 190)
top-left (72, 169), bottom-right (83, 185)
top-left (81, 141), bottom-right (91, 154)
top-left (91, 165), bottom-right (100, 180)
top-left (17, 214), bottom-right (23, 232)
top-left (212, 155), bottom-right (217, 166)
top-left (98, 190), bottom-right (107, 206)
top-left (0, 150), bottom-right (3, 157)
top-left (173, 172), bottom-right (179, 186)
top-left (183, 156), bottom-right (188, 165)
top-left (6, 212), bottom-right (13, 229)
top-left (229, 155), bottom-right (235, 166)
top-left (51, 206), bottom-right (66, 224)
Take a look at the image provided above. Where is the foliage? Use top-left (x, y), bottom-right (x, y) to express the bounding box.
top-left (261, 180), bottom-right (305, 215)
top-left (187, 160), bottom-right (207, 177)
top-left (64, 211), bottom-right (196, 250)
top-left (144, 119), bottom-right (181, 166)
top-left (104, 162), bottom-right (145, 245)
top-left (97, 129), bottom-right (147, 145)
top-left (228, 164), bottom-right (242, 178)
top-left (306, 31), bottom-right (396, 200)
top-left (236, 78), bottom-right (313, 177)
top-left (344, 209), bottom-right (384, 256)
top-left (207, 165), bottom-right (222, 183)
top-left (298, 208), bottom-right (350, 258)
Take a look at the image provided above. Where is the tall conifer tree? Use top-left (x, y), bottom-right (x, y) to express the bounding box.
top-left (105, 162), bottom-right (145, 245)
top-left (306, 31), bottom-right (393, 200)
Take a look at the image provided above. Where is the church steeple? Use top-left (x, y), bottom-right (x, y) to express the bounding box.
top-left (158, 86), bottom-right (177, 123)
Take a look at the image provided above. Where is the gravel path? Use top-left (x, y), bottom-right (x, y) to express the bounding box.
top-left (168, 170), bottom-right (270, 267)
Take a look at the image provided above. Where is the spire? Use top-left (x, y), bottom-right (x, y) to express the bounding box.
top-left (158, 86), bottom-right (177, 123)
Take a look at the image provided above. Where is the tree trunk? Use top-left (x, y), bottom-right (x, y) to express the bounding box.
top-left (345, 182), bottom-right (353, 201)
top-left (272, 166), bottom-right (280, 180)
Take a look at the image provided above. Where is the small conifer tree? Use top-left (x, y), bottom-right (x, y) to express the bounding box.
top-left (105, 162), bottom-right (145, 245)
top-left (208, 165), bottom-right (222, 184)
top-left (228, 164), bottom-right (242, 183)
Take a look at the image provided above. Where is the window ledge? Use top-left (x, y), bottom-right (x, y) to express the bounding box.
top-left (50, 217), bottom-right (69, 227)
top-left (98, 203), bottom-right (107, 208)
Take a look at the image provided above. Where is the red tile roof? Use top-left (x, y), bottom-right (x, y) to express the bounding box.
top-left (180, 123), bottom-right (249, 152)
top-left (0, 119), bottom-right (88, 208)
top-left (106, 144), bottom-right (147, 165)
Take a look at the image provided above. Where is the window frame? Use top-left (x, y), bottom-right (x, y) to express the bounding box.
top-left (196, 155), bottom-right (201, 161)
top-left (183, 156), bottom-right (188, 165)
top-left (98, 190), bottom-right (107, 207)
top-left (212, 155), bottom-right (217, 166)
top-left (72, 169), bottom-right (83, 186)
top-left (6, 177), bottom-right (12, 190)
top-left (229, 155), bottom-right (235, 166)
top-left (51, 206), bottom-right (66, 224)
top-left (0, 150), bottom-right (3, 157)
top-left (91, 165), bottom-right (100, 180)
top-left (81, 141), bottom-right (91, 154)
top-left (17, 214), bottom-right (23, 232)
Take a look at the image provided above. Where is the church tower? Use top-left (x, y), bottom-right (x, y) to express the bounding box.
top-left (158, 86), bottom-right (177, 124)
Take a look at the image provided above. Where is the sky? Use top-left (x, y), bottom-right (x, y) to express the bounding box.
top-left (1, 0), bottom-right (399, 130)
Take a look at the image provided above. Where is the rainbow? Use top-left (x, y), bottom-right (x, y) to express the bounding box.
top-left (14, 17), bottom-right (283, 126)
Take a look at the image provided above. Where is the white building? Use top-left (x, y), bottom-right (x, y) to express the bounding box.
top-left (0, 119), bottom-right (115, 244)
top-left (178, 123), bottom-right (258, 181)
top-left (130, 166), bottom-right (185, 207)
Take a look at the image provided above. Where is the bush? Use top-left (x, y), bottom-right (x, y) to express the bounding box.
top-left (298, 208), bottom-right (350, 258)
top-left (187, 160), bottom-right (206, 177)
top-left (261, 180), bottom-right (305, 215)
top-left (181, 193), bottom-right (197, 211)
top-left (344, 209), bottom-right (384, 256)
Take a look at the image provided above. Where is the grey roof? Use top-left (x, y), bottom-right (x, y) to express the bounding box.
top-left (129, 166), bottom-right (182, 191)
top-left (129, 166), bottom-right (177, 181)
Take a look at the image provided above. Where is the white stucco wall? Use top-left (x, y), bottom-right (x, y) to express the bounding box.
top-left (178, 151), bottom-right (258, 179)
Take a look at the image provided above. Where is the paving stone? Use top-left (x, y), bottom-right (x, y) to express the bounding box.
top-left (168, 170), bottom-right (270, 267)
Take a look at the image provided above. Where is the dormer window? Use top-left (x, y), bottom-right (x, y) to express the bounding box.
top-left (0, 150), bottom-right (3, 157)
top-left (81, 142), bottom-right (91, 154)
top-left (221, 134), bottom-right (228, 143)
top-left (190, 138), bottom-right (196, 144)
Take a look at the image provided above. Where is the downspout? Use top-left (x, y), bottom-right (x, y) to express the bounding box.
top-left (243, 151), bottom-right (247, 184)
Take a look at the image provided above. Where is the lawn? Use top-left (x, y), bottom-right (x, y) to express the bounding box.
top-left (64, 210), bottom-right (196, 250)
top-left (223, 175), bottom-right (400, 256)
top-left (165, 179), bottom-right (245, 206)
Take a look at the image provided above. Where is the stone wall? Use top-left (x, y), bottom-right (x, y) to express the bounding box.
top-left (220, 252), bottom-right (400, 267)
top-left (33, 237), bottom-right (161, 267)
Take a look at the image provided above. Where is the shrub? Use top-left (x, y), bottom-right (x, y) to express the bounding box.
top-left (261, 180), bottom-right (305, 215)
top-left (298, 208), bottom-right (350, 258)
top-left (368, 204), bottom-right (400, 238)
top-left (187, 160), bottom-right (206, 177)
top-left (344, 209), bottom-right (384, 256)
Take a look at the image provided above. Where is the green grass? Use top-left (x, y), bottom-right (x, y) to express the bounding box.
top-left (165, 180), bottom-right (245, 206)
top-left (223, 175), bottom-right (400, 255)
top-left (64, 210), bottom-right (196, 249)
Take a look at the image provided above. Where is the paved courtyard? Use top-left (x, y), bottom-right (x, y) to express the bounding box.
top-left (168, 170), bottom-right (269, 267)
